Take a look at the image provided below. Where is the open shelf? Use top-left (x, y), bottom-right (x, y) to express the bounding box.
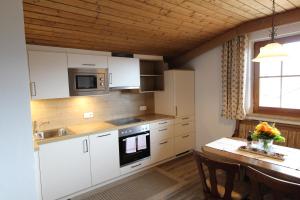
top-left (139, 60), bottom-right (166, 92)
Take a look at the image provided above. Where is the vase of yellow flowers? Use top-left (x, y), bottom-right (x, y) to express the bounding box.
top-left (251, 122), bottom-right (285, 152)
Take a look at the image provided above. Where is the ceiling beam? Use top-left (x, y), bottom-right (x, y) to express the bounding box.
top-left (171, 8), bottom-right (300, 66)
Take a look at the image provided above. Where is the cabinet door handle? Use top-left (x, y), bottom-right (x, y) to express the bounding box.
top-left (175, 106), bottom-right (178, 116)
top-left (182, 135), bottom-right (189, 138)
top-left (182, 117), bottom-right (189, 120)
top-left (109, 73), bottom-right (112, 84)
top-left (159, 128), bottom-right (167, 132)
top-left (131, 163), bottom-right (142, 168)
top-left (182, 123), bottom-right (190, 126)
top-left (160, 141), bottom-right (168, 145)
top-left (82, 63), bottom-right (96, 66)
top-left (97, 133), bottom-right (111, 138)
top-left (159, 122), bottom-right (167, 125)
top-left (83, 139), bottom-right (89, 153)
top-left (31, 82), bottom-right (36, 96)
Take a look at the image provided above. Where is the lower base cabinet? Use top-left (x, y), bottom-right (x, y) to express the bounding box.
top-left (151, 137), bottom-right (174, 163)
top-left (89, 131), bottom-right (120, 185)
top-left (174, 132), bottom-right (194, 155)
top-left (39, 136), bottom-right (92, 200)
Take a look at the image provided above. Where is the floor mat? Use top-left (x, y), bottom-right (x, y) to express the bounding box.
top-left (74, 170), bottom-right (178, 200)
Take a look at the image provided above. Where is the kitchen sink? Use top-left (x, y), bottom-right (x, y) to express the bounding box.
top-left (34, 128), bottom-right (70, 140)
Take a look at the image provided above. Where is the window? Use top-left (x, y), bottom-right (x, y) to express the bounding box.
top-left (253, 35), bottom-right (300, 117)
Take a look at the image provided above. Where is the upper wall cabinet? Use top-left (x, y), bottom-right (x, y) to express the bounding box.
top-left (28, 51), bottom-right (69, 100)
top-left (67, 53), bottom-right (108, 68)
top-left (108, 57), bottom-right (140, 89)
top-left (154, 70), bottom-right (195, 117)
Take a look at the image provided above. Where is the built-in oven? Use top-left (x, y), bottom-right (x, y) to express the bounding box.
top-left (119, 124), bottom-right (150, 167)
top-left (68, 68), bottom-right (109, 96)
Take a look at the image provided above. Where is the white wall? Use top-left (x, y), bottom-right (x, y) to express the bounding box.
top-left (183, 21), bottom-right (300, 150)
top-left (185, 47), bottom-right (236, 148)
top-left (0, 1), bottom-right (37, 200)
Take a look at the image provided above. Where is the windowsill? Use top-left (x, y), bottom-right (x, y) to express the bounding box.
top-left (246, 113), bottom-right (300, 126)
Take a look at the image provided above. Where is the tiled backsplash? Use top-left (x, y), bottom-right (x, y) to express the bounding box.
top-left (31, 91), bottom-right (154, 130)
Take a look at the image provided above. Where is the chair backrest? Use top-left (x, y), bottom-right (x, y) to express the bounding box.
top-left (193, 150), bottom-right (240, 200)
top-left (246, 166), bottom-right (300, 200)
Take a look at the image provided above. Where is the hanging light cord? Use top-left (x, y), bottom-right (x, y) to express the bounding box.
top-left (271, 0), bottom-right (276, 42)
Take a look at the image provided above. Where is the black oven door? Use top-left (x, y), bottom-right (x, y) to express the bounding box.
top-left (119, 131), bottom-right (150, 167)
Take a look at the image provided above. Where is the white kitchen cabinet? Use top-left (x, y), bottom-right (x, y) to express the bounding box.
top-left (154, 70), bottom-right (195, 117)
top-left (39, 136), bottom-right (91, 200)
top-left (120, 158), bottom-right (151, 175)
top-left (150, 119), bottom-right (175, 164)
top-left (89, 131), bottom-right (120, 186)
top-left (174, 132), bottom-right (194, 155)
top-left (67, 53), bottom-right (108, 68)
top-left (151, 136), bottom-right (174, 164)
top-left (28, 51), bottom-right (69, 100)
top-left (108, 57), bottom-right (140, 88)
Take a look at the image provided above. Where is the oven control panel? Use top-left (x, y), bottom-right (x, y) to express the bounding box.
top-left (119, 124), bottom-right (150, 137)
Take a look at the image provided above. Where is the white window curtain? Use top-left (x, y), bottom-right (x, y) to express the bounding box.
top-left (221, 35), bottom-right (247, 120)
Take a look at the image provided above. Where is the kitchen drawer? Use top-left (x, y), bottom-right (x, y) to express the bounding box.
top-left (174, 133), bottom-right (194, 155)
top-left (67, 53), bottom-right (108, 68)
top-left (150, 119), bottom-right (173, 130)
top-left (174, 121), bottom-right (194, 137)
top-left (151, 125), bottom-right (173, 141)
top-left (120, 158), bottom-right (151, 175)
top-left (175, 115), bottom-right (194, 124)
top-left (151, 137), bottom-right (174, 164)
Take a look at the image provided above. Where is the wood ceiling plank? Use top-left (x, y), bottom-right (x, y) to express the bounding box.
top-left (193, 0), bottom-right (262, 19)
top-left (25, 30), bottom-right (183, 53)
top-left (219, 0), bottom-right (266, 17)
top-left (288, 0), bottom-right (300, 7)
top-left (255, 0), bottom-right (286, 12)
top-left (50, 0), bottom-right (212, 33)
top-left (276, 0), bottom-right (297, 9)
top-left (23, 3), bottom-right (202, 42)
top-left (237, 0), bottom-right (273, 15)
top-left (24, 16), bottom-right (197, 50)
top-left (25, 36), bottom-right (180, 55)
top-left (25, 0), bottom-right (213, 39)
top-left (23, 0), bottom-right (300, 56)
top-left (171, 7), bottom-right (300, 65)
top-left (110, 0), bottom-right (235, 28)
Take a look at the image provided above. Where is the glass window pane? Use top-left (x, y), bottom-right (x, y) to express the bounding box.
top-left (260, 60), bottom-right (281, 77)
top-left (282, 41), bottom-right (300, 76)
top-left (259, 77), bottom-right (281, 107)
top-left (281, 77), bottom-right (300, 109)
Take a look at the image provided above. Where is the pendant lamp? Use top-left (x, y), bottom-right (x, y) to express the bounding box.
top-left (252, 0), bottom-right (288, 62)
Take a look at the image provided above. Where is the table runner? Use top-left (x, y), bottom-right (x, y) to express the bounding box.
top-left (205, 138), bottom-right (300, 171)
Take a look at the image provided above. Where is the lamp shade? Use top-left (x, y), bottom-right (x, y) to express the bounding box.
top-left (252, 42), bottom-right (288, 62)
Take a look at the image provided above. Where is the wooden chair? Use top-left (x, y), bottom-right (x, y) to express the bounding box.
top-left (246, 166), bottom-right (300, 200)
top-left (193, 150), bottom-right (249, 200)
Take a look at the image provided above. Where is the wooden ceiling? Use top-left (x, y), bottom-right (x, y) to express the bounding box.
top-left (23, 0), bottom-right (300, 56)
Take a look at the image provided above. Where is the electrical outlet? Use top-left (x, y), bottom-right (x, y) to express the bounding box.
top-left (83, 112), bottom-right (94, 119)
top-left (139, 106), bottom-right (147, 111)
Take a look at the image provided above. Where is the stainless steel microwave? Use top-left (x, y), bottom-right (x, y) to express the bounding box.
top-left (68, 68), bottom-right (109, 96)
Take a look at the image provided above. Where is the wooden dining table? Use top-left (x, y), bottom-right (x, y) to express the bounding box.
top-left (202, 137), bottom-right (300, 183)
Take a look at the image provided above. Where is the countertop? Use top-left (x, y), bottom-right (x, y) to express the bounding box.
top-left (34, 114), bottom-right (174, 151)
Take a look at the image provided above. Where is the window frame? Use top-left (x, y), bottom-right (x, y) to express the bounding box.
top-left (253, 34), bottom-right (300, 117)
